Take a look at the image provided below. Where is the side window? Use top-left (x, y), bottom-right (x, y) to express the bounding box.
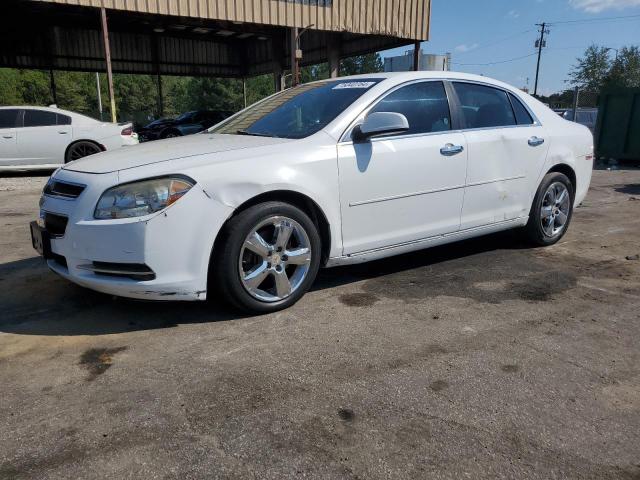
top-left (57, 113), bottom-right (72, 125)
top-left (23, 110), bottom-right (57, 127)
top-left (453, 82), bottom-right (516, 129)
top-left (369, 81), bottom-right (451, 136)
top-left (508, 93), bottom-right (534, 125)
top-left (0, 109), bottom-right (20, 128)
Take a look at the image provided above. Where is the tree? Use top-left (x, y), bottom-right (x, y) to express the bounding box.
top-left (340, 53), bottom-right (384, 76)
top-left (537, 89), bottom-right (575, 109)
top-left (245, 74), bottom-right (275, 106)
top-left (568, 45), bottom-right (611, 93)
top-left (604, 46), bottom-right (640, 89)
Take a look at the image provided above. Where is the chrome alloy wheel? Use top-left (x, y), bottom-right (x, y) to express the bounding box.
top-left (239, 216), bottom-right (312, 302)
top-left (540, 182), bottom-right (570, 238)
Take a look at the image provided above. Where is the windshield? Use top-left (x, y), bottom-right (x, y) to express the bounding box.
top-left (211, 79), bottom-right (382, 139)
top-left (176, 111), bottom-right (197, 123)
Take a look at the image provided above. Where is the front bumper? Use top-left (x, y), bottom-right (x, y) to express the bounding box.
top-left (38, 168), bottom-right (232, 301)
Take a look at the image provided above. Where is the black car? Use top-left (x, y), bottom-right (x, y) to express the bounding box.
top-left (137, 110), bottom-right (233, 142)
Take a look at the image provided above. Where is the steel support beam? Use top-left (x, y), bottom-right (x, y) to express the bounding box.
top-left (271, 35), bottom-right (284, 92)
top-left (290, 27), bottom-right (299, 87)
top-left (49, 70), bottom-right (57, 105)
top-left (100, 7), bottom-right (117, 123)
top-left (328, 36), bottom-right (340, 78)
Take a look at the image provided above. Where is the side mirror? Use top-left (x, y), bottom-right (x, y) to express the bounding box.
top-left (352, 112), bottom-right (410, 142)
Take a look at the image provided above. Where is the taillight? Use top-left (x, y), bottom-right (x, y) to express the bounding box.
top-left (121, 127), bottom-right (133, 136)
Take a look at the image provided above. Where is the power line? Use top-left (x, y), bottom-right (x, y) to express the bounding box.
top-left (547, 13), bottom-right (640, 25)
top-left (455, 29), bottom-right (534, 56)
top-left (452, 52), bottom-right (537, 67)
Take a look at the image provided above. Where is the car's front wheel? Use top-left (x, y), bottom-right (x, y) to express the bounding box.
top-left (523, 172), bottom-right (575, 246)
top-left (212, 202), bottom-right (321, 313)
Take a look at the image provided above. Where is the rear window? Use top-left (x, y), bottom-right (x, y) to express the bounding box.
top-left (509, 93), bottom-right (534, 125)
top-left (453, 82), bottom-right (516, 129)
top-left (57, 113), bottom-right (72, 125)
top-left (24, 110), bottom-right (57, 127)
top-left (0, 109), bottom-right (20, 128)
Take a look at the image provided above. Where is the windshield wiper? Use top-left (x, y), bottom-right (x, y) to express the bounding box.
top-left (236, 129), bottom-right (274, 137)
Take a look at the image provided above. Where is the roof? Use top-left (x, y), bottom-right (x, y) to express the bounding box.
top-left (31, 0), bottom-right (431, 41)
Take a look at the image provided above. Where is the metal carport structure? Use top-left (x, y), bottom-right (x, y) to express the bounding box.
top-left (1, 0), bottom-right (432, 120)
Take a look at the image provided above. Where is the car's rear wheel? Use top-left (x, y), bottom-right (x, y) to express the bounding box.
top-left (212, 202), bottom-right (321, 313)
top-left (523, 172), bottom-right (574, 246)
top-left (65, 141), bottom-right (101, 163)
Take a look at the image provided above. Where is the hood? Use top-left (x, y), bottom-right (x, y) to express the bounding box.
top-left (63, 133), bottom-right (293, 174)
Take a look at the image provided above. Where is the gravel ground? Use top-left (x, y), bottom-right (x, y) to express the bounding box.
top-left (0, 168), bottom-right (639, 479)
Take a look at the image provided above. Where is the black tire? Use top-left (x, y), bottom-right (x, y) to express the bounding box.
top-left (212, 202), bottom-right (322, 313)
top-left (65, 141), bottom-right (102, 163)
top-left (523, 172), bottom-right (575, 246)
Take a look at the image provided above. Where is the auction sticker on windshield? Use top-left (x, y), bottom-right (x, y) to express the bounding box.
top-left (332, 82), bottom-right (377, 89)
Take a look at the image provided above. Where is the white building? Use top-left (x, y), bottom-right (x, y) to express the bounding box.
top-left (384, 49), bottom-right (451, 72)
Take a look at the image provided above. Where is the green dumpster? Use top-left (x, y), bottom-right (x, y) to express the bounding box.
top-left (596, 88), bottom-right (640, 160)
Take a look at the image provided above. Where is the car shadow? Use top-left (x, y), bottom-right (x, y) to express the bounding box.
top-left (0, 170), bottom-right (54, 178)
top-left (614, 184), bottom-right (640, 196)
top-left (0, 230), bottom-right (530, 337)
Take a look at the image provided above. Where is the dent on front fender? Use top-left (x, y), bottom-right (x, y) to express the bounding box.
top-left (212, 182), bottom-right (271, 208)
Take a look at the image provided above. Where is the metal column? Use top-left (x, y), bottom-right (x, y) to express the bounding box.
top-left (100, 7), bottom-right (117, 123)
top-left (413, 41), bottom-right (421, 71)
top-left (328, 36), bottom-right (340, 78)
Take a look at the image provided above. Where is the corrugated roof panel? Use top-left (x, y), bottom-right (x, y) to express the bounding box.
top-left (30, 0), bottom-right (430, 40)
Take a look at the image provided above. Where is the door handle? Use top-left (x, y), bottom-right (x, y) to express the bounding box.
top-left (58, 131), bottom-right (69, 134)
top-left (528, 136), bottom-right (545, 147)
top-left (440, 143), bottom-right (464, 156)
top-left (2, 135), bottom-right (13, 139)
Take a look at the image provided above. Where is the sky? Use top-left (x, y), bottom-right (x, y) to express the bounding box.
top-left (380, 0), bottom-right (640, 95)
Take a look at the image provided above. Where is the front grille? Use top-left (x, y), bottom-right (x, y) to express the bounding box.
top-left (77, 262), bottom-right (156, 281)
top-left (44, 213), bottom-right (68, 237)
top-left (44, 180), bottom-right (85, 199)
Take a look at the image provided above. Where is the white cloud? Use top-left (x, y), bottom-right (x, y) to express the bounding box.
top-left (569, 0), bottom-right (640, 12)
top-left (507, 9), bottom-right (521, 18)
top-left (455, 43), bottom-right (479, 53)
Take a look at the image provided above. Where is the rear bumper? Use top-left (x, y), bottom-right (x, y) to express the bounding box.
top-left (39, 168), bottom-right (233, 301)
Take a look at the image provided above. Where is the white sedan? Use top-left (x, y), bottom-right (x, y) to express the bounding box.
top-left (0, 106), bottom-right (137, 171)
top-left (31, 72), bottom-right (593, 312)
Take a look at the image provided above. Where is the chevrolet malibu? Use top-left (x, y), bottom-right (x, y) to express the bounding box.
top-left (31, 72), bottom-right (593, 312)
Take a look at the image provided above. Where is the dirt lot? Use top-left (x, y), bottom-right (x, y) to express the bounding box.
top-left (1, 169), bottom-right (639, 479)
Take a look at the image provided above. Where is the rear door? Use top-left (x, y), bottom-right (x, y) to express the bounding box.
top-left (452, 82), bottom-right (549, 230)
top-left (15, 109), bottom-right (72, 165)
top-left (0, 109), bottom-right (20, 165)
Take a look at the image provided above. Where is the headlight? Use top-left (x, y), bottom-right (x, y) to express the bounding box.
top-left (94, 176), bottom-right (195, 220)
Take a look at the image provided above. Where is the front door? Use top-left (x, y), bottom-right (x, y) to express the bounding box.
top-left (338, 81), bottom-right (468, 255)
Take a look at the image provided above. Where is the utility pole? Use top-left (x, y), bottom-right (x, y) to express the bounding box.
top-left (533, 22), bottom-right (549, 97)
